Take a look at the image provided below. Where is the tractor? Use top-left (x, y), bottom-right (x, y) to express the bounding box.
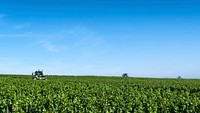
top-left (32, 69), bottom-right (46, 80)
top-left (122, 73), bottom-right (129, 78)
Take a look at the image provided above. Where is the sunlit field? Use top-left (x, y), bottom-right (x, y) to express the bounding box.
top-left (0, 75), bottom-right (200, 112)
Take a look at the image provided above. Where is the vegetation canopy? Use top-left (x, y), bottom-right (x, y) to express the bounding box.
top-left (0, 75), bottom-right (200, 113)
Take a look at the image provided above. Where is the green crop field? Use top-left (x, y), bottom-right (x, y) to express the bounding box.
top-left (0, 75), bottom-right (200, 113)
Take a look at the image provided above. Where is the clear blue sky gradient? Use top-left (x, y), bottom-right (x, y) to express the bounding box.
top-left (0, 0), bottom-right (200, 78)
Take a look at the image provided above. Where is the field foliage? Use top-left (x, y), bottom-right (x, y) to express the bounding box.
top-left (0, 75), bottom-right (200, 112)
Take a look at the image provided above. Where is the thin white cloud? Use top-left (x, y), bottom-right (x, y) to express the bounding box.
top-left (27, 26), bottom-right (106, 55)
top-left (65, 27), bottom-right (108, 57)
top-left (0, 25), bottom-right (108, 58)
top-left (34, 40), bottom-right (59, 52)
top-left (68, 26), bottom-right (95, 37)
top-left (0, 33), bottom-right (30, 38)
top-left (45, 26), bottom-right (110, 59)
top-left (13, 22), bottom-right (32, 29)
top-left (43, 41), bottom-right (58, 52)
top-left (0, 32), bottom-right (45, 38)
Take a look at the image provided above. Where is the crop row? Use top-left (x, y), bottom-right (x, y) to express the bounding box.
top-left (0, 76), bottom-right (200, 112)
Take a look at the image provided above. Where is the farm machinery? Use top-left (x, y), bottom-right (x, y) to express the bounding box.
top-left (32, 69), bottom-right (46, 80)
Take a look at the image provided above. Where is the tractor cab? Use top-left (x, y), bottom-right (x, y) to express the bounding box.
top-left (32, 69), bottom-right (46, 80)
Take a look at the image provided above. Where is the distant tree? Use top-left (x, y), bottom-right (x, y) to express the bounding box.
top-left (122, 73), bottom-right (129, 77)
top-left (178, 76), bottom-right (182, 79)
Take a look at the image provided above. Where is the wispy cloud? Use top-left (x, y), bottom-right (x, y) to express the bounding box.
top-left (0, 32), bottom-right (48, 38)
top-left (66, 26), bottom-right (108, 57)
top-left (27, 26), bottom-right (106, 55)
top-left (68, 26), bottom-right (95, 37)
top-left (0, 24), bottom-right (110, 75)
top-left (34, 40), bottom-right (59, 52)
top-left (0, 25), bottom-right (108, 56)
top-left (42, 41), bottom-right (58, 52)
top-left (13, 22), bottom-right (32, 29)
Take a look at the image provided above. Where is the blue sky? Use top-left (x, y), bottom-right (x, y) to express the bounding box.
top-left (0, 0), bottom-right (200, 78)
